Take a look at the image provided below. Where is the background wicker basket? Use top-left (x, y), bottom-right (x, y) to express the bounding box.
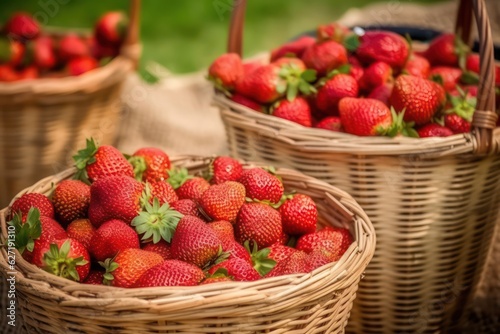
top-left (0, 0), bottom-right (141, 209)
top-left (0, 156), bottom-right (375, 334)
top-left (215, 0), bottom-right (500, 333)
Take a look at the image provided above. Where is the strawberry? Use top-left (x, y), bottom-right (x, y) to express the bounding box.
top-left (201, 276), bottom-right (233, 284)
top-left (52, 180), bottom-right (90, 227)
top-left (168, 168), bottom-right (210, 201)
top-left (359, 61), bottom-right (393, 91)
top-left (404, 53), bottom-right (431, 78)
top-left (171, 199), bottom-right (204, 219)
top-left (142, 240), bottom-right (172, 260)
top-left (66, 219), bottom-right (95, 249)
top-left (207, 156), bottom-right (243, 185)
top-left (272, 57), bottom-right (307, 70)
top-left (91, 38), bottom-right (119, 59)
top-left (465, 54), bottom-right (480, 74)
top-left (101, 249), bottom-right (163, 288)
top-left (67, 56), bottom-right (98, 76)
top-left (245, 241), bottom-right (277, 275)
top-left (73, 138), bottom-right (134, 182)
top-left (316, 22), bottom-right (350, 42)
top-left (4, 13), bottom-right (40, 41)
top-left (429, 66), bottom-right (462, 91)
top-left (444, 114), bottom-right (470, 134)
top-left (230, 93), bottom-right (265, 112)
top-left (199, 181), bottom-right (246, 222)
top-left (94, 11), bottom-right (127, 47)
top-left (268, 244), bottom-right (298, 264)
top-left (367, 83), bottom-right (394, 106)
top-left (0, 38), bottom-right (25, 67)
top-left (83, 270), bottom-right (104, 285)
top-left (89, 219), bottom-right (139, 262)
top-left (354, 31), bottom-right (409, 69)
top-left (222, 239), bottom-right (252, 264)
top-left (417, 124), bottom-right (454, 138)
top-left (242, 60), bottom-right (264, 76)
top-left (390, 75), bottom-right (446, 125)
top-left (88, 175), bottom-right (144, 227)
top-left (265, 250), bottom-right (309, 277)
top-left (18, 65), bottom-right (38, 80)
top-left (306, 248), bottom-right (333, 271)
top-left (296, 226), bottom-right (353, 261)
top-left (10, 193), bottom-right (54, 219)
top-left (0, 65), bottom-right (19, 82)
top-left (207, 220), bottom-right (235, 244)
top-left (32, 238), bottom-right (90, 282)
top-left (134, 260), bottom-right (205, 287)
top-left (235, 202), bottom-right (282, 249)
top-left (302, 40), bottom-right (348, 76)
top-left (315, 116), bottom-right (343, 132)
top-left (270, 36), bottom-right (316, 61)
top-left (349, 65), bottom-right (364, 83)
top-left (424, 33), bottom-right (469, 67)
top-left (277, 231), bottom-right (290, 245)
top-left (149, 181), bottom-right (178, 205)
top-left (443, 87), bottom-right (476, 134)
top-left (238, 167), bottom-right (284, 204)
top-left (58, 34), bottom-right (90, 61)
top-left (279, 194), bottom-right (318, 235)
top-left (170, 215), bottom-right (221, 268)
top-left (208, 258), bottom-right (260, 281)
top-left (316, 73), bottom-right (359, 115)
top-left (208, 53), bottom-right (244, 92)
top-left (271, 96), bottom-right (313, 127)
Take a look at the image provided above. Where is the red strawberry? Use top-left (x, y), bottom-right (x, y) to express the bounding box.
top-left (101, 249), bottom-right (163, 288)
top-left (339, 97), bottom-right (393, 136)
top-left (277, 231), bottom-right (290, 245)
top-left (272, 57), bottom-right (307, 70)
top-left (173, 174), bottom-right (210, 201)
top-left (355, 31), bottom-right (409, 69)
top-left (302, 40), bottom-right (348, 76)
top-left (316, 73), bottom-right (359, 115)
top-left (270, 36), bottom-right (316, 61)
top-left (207, 220), bottom-right (235, 244)
top-left (208, 156), bottom-right (243, 185)
top-left (443, 87), bottom-right (476, 134)
top-left (239, 168), bottom-right (284, 204)
top-left (306, 248), bottom-right (333, 271)
top-left (10, 193), bottom-right (54, 219)
top-left (417, 124), bottom-right (454, 138)
top-left (0, 38), bottom-right (25, 67)
top-left (201, 276), bottom-right (234, 284)
top-left (66, 219), bottom-right (95, 249)
top-left (444, 114), bottom-right (470, 134)
top-left (235, 202), bottom-right (282, 249)
top-left (149, 181), bottom-right (178, 205)
top-left (242, 60), bottom-right (264, 76)
top-left (271, 96), bottom-right (313, 127)
top-left (52, 180), bottom-right (90, 227)
top-left (58, 34), bottom-right (89, 61)
top-left (315, 116), bottom-right (343, 132)
top-left (367, 83), bottom-right (394, 106)
top-left (279, 194), bottom-right (318, 235)
top-left (224, 239), bottom-right (252, 264)
top-left (67, 56), bottom-right (98, 76)
top-left (170, 215), bottom-right (221, 268)
top-left (424, 33), bottom-right (468, 67)
top-left (465, 54), bottom-right (480, 74)
top-left (142, 240), bottom-right (172, 260)
top-left (73, 138), bottom-right (134, 182)
top-left (134, 260), bottom-right (205, 287)
top-left (349, 65), bottom-right (364, 83)
top-left (83, 270), bottom-right (104, 285)
top-left (390, 75), bottom-right (446, 125)
top-left (230, 93), bottom-right (265, 112)
top-left (429, 66), bottom-right (462, 91)
top-left (32, 238), bottom-right (90, 282)
top-left (199, 181), bottom-right (246, 222)
top-left (18, 65), bottom-right (38, 80)
top-left (0, 65), bottom-right (19, 82)
top-left (4, 13), bottom-right (40, 41)
top-left (89, 219), bottom-right (139, 261)
top-left (171, 199), bottom-right (204, 219)
top-left (88, 175), bottom-right (144, 227)
top-left (317, 22), bottom-right (350, 42)
top-left (404, 53), bottom-right (431, 78)
top-left (265, 250), bottom-right (309, 277)
top-left (268, 244), bottom-right (298, 264)
top-left (360, 61), bottom-right (393, 91)
top-left (94, 11), bottom-right (127, 47)
top-left (208, 258), bottom-right (260, 281)
top-left (208, 53), bottom-right (244, 91)
top-left (91, 38), bottom-right (119, 59)
top-left (296, 226), bottom-right (353, 261)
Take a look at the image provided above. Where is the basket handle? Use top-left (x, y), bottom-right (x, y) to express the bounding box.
top-left (120, 0), bottom-right (141, 67)
top-left (228, 0), bottom-right (498, 155)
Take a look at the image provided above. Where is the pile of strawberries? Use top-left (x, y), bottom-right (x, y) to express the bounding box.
top-left (209, 22), bottom-right (500, 138)
top-left (0, 11), bottom-right (127, 81)
top-left (7, 139), bottom-right (352, 287)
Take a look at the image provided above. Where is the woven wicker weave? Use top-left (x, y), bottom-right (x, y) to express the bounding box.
top-left (0, 156), bottom-right (375, 334)
top-left (215, 0), bottom-right (500, 333)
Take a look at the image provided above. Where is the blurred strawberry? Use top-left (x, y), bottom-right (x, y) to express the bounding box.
top-left (271, 96), bottom-right (313, 127)
top-left (315, 116), bottom-right (343, 132)
top-left (353, 31), bottom-right (409, 69)
top-left (359, 61), bottom-right (393, 91)
top-left (94, 11), bottom-right (127, 47)
top-left (417, 124), bottom-right (454, 138)
top-left (208, 53), bottom-right (244, 92)
top-left (429, 66), bottom-right (462, 91)
top-left (272, 57), bottom-right (307, 70)
top-left (270, 36), bottom-right (316, 62)
top-left (230, 93), bottom-right (265, 112)
top-left (30, 36), bottom-right (56, 70)
top-left (242, 60), bottom-right (265, 76)
top-left (4, 12), bottom-right (40, 41)
top-left (83, 270), bottom-right (104, 285)
top-left (317, 22), bottom-right (350, 42)
top-left (18, 66), bottom-right (38, 80)
top-left (67, 56), bottom-right (98, 76)
top-left (404, 53), bottom-right (431, 78)
top-left (315, 71), bottom-right (359, 115)
top-left (367, 83), bottom-right (394, 106)
top-left (0, 65), bottom-right (19, 82)
top-left (59, 34), bottom-right (90, 62)
top-left (424, 33), bottom-right (469, 67)
top-left (302, 40), bottom-right (348, 76)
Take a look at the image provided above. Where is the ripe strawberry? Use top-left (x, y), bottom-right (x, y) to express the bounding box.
top-left (73, 138), bottom-right (134, 182)
top-left (279, 194), bottom-right (317, 235)
top-left (367, 83), bottom-right (394, 106)
top-left (424, 33), bottom-right (468, 67)
top-left (239, 168), bottom-right (284, 204)
top-left (390, 75), bottom-right (446, 125)
top-left (404, 53), bottom-right (431, 78)
top-left (265, 250), bottom-right (309, 277)
top-left (0, 65), bottom-right (19, 82)
top-left (83, 270), bottom-right (104, 285)
top-left (317, 22), bottom-right (350, 42)
top-left (359, 61), bottom-right (393, 91)
top-left (277, 231), bottom-right (290, 245)
top-left (302, 40), bottom-right (348, 76)
top-left (271, 96), bottom-right (313, 127)
top-left (171, 199), bottom-right (204, 219)
top-left (268, 244), bottom-right (298, 264)
top-left (142, 240), bottom-right (172, 260)
top-left (235, 202), bottom-right (282, 249)
top-left (208, 53), bottom-right (244, 92)
top-left (208, 156), bottom-right (243, 185)
top-left (18, 65), bottom-right (38, 80)
top-left (4, 13), bottom-right (40, 41)
top-left (306, 248), bottom-right (333, 271)
top-left (201, 276), bottom-right (234, 284)
top-left (417, 124), bottom-right (454, 138)
top-left (224, 239), bottom-right (252, 264)
top-left (10, 193), bottom-right (54, 219)
top-left (316, 73), bottom-right (359, 115)
top-left (429, 66), bottom-right (462, 91)
top-left (88, 175), bottom-right (144, 227)
top-left (67, 56), bottom-right (98, 76)
top-left (315, 116), bottom-right (343, 132)
top-left (0, 38), bottom-right (24, 67)
top-left (207, 220), bottom-right (235, 244)
top-left (101, 249), bottom-right (163, 288)
top-left (208, 258), bottom-right (261, 281)
top-left (170, 215), bottom-right (221, 268)
top-left (242, 60), bottom-right (264, 76)
top-left (465, 54), bottom-right (480, 74)
top-left (89, 219), bottom-right (139, 261)
top-left (32, 238), bottom-right (90, 282)
top-left (66, 219), bottom-right (95, 249)
top-left (58, 34), bottom-right (90, 61)
top-left (355, 31), bottom-right (409, 69)
top-left (230, 93), bottom-right (265, 112)
top-left (296, 226), bottom-right (353, 261)
top-left (443, 87), bottom-right (476, 134)
top-left (339, 97), bottom-right (392, 136)
top-left (52, 180), bottom-right (90, 227)
top-left (444, 114), bottom-right (470, 134)
top-left (94, 11), bottom-right (127, 47)
top-left (199, 181), bottom-right (246, 222)
top-left (91, 38), bottom-right (119, 59)
top-left (149, 181), bottom-right (178, 205)
top-left (134, 260), bottom-right (205, 287)
top-left (272, 57), bottom-right (307, 70)
top-left (170, 170), bottom-right (210, 201)
top-left (270, 36), bottom-right (316, 61)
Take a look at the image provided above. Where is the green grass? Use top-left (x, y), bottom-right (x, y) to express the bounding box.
top-left (0, 0), bottom-right (444, 75)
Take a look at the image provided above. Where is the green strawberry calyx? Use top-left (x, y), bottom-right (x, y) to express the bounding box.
top-left (444, 87), bottom-right (476, 122)
top-left (379, 108), bottom-right (419, 138)
top-left (244, 240), bottom-right (276, 277)
top-left (277, 63), bottom-right (317, 101)
top-left (204, 246), bottom-right (230, 271)
top-left (131, 197), bottom-right (183, 243)
top-left (72, 138), bottom-right (99, 183)
top-left (167, 167), bottom-right (193, 189)
top-left (128, 155), bottom-right (148, 182)
top-left (7, 207), bottom-right (41, 254)
top-left (207, 75), bottom-right (233, 97)
top-left (99, 256), bottom-right (119, 286)
top-left (343, 33), bottom-right (361, 52)
top-left (43, 240), bottom-right (88, 282)
top-left (460, 71), bottom-right (480, 85)
top-left (316, 65), bottom-right (351, 87)
top-left (208, 267), bottom-right (230, 279)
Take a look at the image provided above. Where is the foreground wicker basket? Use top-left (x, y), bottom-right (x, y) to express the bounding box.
top-left (215, 0), bottom-right (500, 333)
top-left (0, 0), bottom-right (141, 209)
top-left (0, 156), bottom-right (375, 334)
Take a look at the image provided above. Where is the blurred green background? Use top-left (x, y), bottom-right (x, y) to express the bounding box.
top-left (0, 0), bottom-right (444, 76)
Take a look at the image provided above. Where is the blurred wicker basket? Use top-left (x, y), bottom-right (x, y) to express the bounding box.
top-left (0, 0), bottom-right (141, 209)
top-left (0, 156), bottom-right (375, 334)
top-left (215, 0), bottom-right (500, 333)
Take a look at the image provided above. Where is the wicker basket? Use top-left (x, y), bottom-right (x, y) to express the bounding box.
top-left (0, 156), bottom-right (375, 334)
top-left (0, 0), bottom-right (141, 209)
top-left (215, 0), bottom-right (500, 333)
